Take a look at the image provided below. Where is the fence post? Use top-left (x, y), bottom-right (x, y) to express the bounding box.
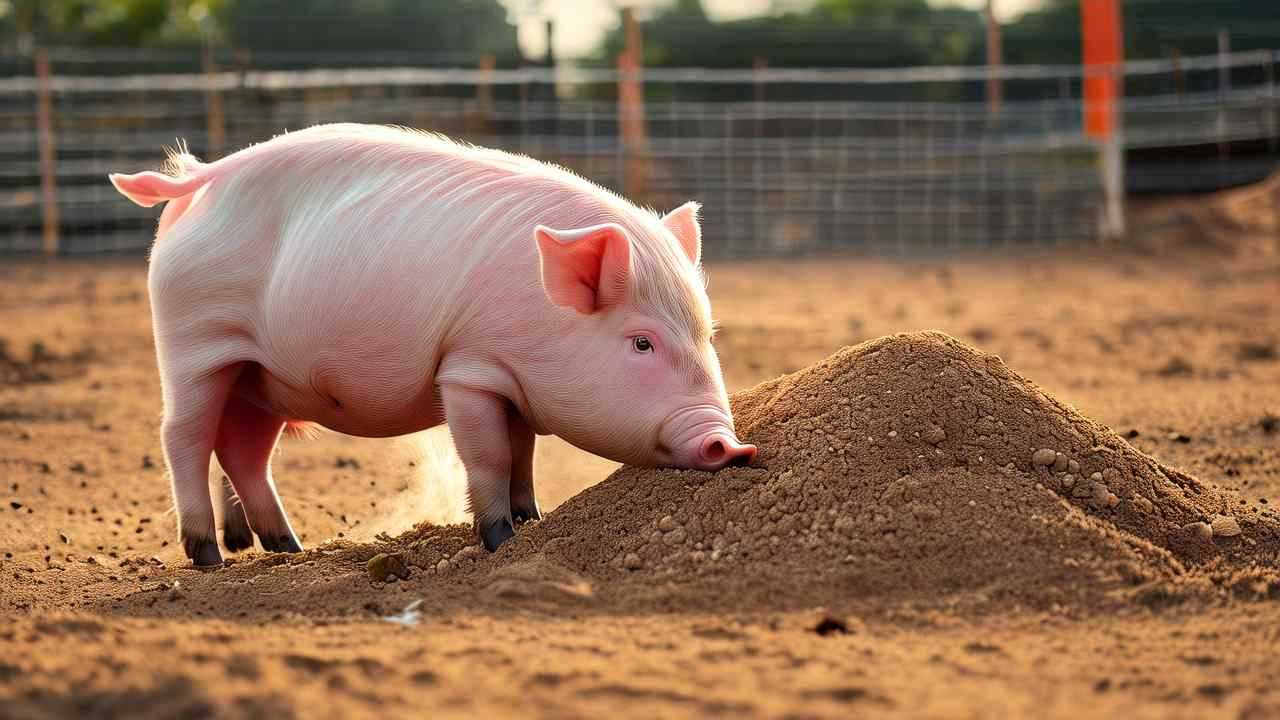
top-left (985, 0), bottom-right (1003, 116)
top-left (617, 6), bottom-right (647, 199)
top-left (1265, 51), bottom-right (1276, 152)
top-left (753, 56), bottom-right (767, 104)
top-left (477, 53), bottom-right (495, 125)
top-left (203, 38), bottom-right (226, 159)
top-left (34, 48), bottom-right (58, 257)
top-left (1216, 29), bottom-right (1230, 161)
top-left (1081, 0), bottom-right (1125, 243)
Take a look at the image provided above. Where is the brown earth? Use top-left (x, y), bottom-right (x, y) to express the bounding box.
top-left (2, 243), bottom-right (1279, 719)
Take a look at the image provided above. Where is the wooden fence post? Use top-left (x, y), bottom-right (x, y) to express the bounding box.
top-left (203, 39), bottom-right (226, 159)
top-left (617, 7), bottom-right (648, 199)
top-left (478, 54), bottom-right (495, 118)
top-left (985, 0), bottom-right (1003, 116)
top-left (34, 48), bottom-right (58, 257)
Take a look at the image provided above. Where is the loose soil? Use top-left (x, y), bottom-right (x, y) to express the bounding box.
top-left (1, 239), bottom-right (1279, 718)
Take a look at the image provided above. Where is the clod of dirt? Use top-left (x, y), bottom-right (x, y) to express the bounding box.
top-left (366, 553), bottom-right (409, 583)
top-left (1183, 522), bottom-right (1214, 542)
top-left (1211, 516), bottom-right (1242, 539)
top-left (1262, 413), bottom-right (1279, 435)
top-left (1236, 341), bottom-right (1277, 363)
top-left (1154, 356), bottom-right (1195, 378)
top-left (812, 616), bottom-right (850, 636)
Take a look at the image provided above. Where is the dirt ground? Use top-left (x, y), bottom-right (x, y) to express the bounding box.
top-left (2, 241), bottom-right (1279, 719)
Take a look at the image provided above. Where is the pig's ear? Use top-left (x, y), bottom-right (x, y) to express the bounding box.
top-left (661, 201), bottom-right (702, 266)
top-left (534, 223), bottom-right (631, 314)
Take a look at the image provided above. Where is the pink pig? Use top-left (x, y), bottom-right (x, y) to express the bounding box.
top-left (109, 123), bottom-right (755, 566)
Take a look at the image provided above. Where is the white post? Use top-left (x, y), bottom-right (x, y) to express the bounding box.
top-left (1099, 133), bottom-right (1125, 241)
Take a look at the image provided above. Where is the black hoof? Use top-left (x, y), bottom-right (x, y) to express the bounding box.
top-left (511, 503), bottom-right (541, 524)
top-left (183, 536), bottom-right (224, 568)
top-left (479, 517), bottom-right (516, 552)
top-left (223, 521), bottom-right (254, 553)
top-left (258, 532), bottom-right (303, 554)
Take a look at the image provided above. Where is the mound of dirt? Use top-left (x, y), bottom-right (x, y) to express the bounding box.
top-left (1131, 171), bottom-right (1280, 257)
top-left (513, 331), bottom-right (1280, 612)
top-left (100, 332), bottom-right (1280, 620)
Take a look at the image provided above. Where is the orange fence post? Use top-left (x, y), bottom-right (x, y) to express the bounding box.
top-left (1081, 0), bottom-right (1125, 241)
top-left (34, 48), bottom-right (58, 257)
top-left (618, 7), bottom-right (648, 199)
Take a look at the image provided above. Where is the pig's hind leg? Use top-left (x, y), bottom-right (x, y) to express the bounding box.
top-left (216, 474), bottom-right (255, 552)
top-left (159, 364), bottom-right (241, 568)
top-left (508, 413), bottom-right (541, 524)
top-left (442, 386), bottom-right (516, 551)
top-left (214, 394), bottom-right (302, 554)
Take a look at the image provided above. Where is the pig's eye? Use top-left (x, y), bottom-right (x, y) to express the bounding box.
top-left (632, 336), bottom-right (654, 353)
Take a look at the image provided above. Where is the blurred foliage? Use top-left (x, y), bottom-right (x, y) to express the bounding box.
top-left (597, 0), bottom-right (984, 69)
top-left (0, 0), bottom-right (520, 63)
top-left (220, 0), bottom-right (519, 62)
top-left (1005, 0), bottom-right (1280, 65)
top-left (597, 0), bottom-right (1280, 71)
top-left (0, 0), bottom-right (224, 47)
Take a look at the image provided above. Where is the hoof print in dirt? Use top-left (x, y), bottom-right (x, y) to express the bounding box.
top-left (479, 517), bottom-right (516, 552)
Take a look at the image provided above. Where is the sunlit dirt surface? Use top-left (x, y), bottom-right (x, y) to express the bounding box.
top-left (2, 247), bottom-right (1278, 719)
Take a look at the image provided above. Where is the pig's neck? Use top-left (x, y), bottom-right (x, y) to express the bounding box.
top-left (426, 181), bottom-right (636, 426)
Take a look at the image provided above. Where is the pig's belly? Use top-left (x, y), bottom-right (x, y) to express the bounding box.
top-left (232, 361), bottom-right (445, 439)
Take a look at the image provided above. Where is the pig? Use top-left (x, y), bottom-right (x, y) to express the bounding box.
top-left (109, 123), bottom-right (756, 567)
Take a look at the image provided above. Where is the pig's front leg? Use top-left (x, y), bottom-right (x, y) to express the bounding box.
top-left (507, 412), bottom-right (541, 524)
top-left (442, 385), bottom-right (516, 551)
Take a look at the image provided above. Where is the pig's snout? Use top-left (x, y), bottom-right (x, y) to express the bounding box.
top-left (660, 404), bottom-right (756, 471)
top-left (698, 433), bottom-right (757, 470)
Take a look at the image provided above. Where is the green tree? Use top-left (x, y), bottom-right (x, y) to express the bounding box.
top-left (1, 0), bottom-right (224, 49)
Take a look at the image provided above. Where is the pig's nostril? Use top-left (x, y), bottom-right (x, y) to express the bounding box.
top-left (702, 438), bottom-right (727, 464)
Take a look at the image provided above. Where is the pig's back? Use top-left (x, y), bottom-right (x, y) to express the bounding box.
top-left (150, 124), bottom-right (616, 430)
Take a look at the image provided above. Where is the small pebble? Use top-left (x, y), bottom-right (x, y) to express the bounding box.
top-left (1068, 460), bottom-right (1080, 474)
top-left (657, 515), bottom-right (677, 532)
top-left (1210, 515), bottom-right (1242, 538)
top-left (367, 552), bottom-right (410, 583)
top-left (623, 553), bottom-right (643, 570)
top-left (1032, 449), bottom-right (1057, 466)
top-left (1052, 453), bottom-right (1069, 472)
top-left (663, 528), bottom-right (688, 546)
top-left (1184, 522), bottom-right (1214, 542)
top-left (923, 426), bottom-right (946, 445)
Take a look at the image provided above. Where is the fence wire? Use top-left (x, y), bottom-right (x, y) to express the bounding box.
top-left (1, 48), bottom-right (1277, 258)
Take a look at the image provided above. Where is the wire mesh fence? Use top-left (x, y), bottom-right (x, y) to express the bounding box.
top-left (1, 48), bottom-right (1277, 258)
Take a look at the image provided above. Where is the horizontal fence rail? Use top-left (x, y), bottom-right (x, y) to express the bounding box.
top-left (0, 48), bottom-right (1277, 257)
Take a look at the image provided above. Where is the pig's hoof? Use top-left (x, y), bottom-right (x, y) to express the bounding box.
top-left (223, 522), bottom-right (255, 553)
top-left (184, 536), bottom-right (224, 568)
top-left (479, 517), bottom-right (516, 552)
top-left (259, 533), bottom-right (303, 554)
top-left (511, 503), bottom-right (542, 524)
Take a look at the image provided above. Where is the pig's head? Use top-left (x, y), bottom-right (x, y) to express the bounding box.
top-left (531, 201), bottom-right (756, 471)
